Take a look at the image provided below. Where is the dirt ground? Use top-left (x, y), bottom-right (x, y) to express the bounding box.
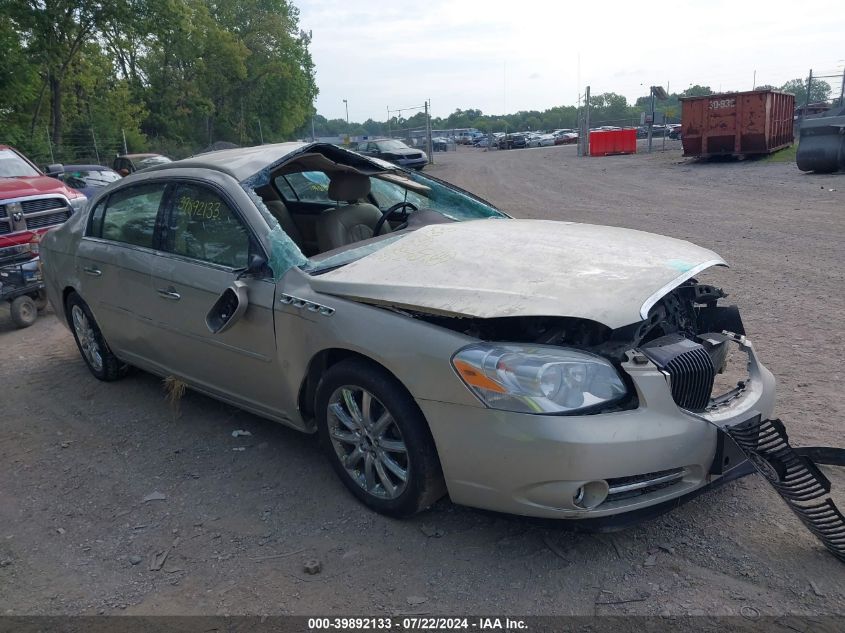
top-left (1, 142), bottom-right (843, 617)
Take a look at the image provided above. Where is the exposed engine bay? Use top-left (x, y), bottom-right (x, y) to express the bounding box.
top-left (397, 279), bottom-right (739, 358)
top-left (390, 279), bottom-right (752, 415)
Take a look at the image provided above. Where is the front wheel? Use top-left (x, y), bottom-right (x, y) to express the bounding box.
top-left (316, 359), bottom-right (446, 517)
top-left (66, 292), bottom-right (128, 381)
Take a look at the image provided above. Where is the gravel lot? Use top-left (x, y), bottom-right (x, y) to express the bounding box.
top-left (1, 142), bottom-right (843, 617)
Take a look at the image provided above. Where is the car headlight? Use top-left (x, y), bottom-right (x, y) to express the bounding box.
top-left (68, 195), bottom-right (88, 215)
top-left (452, 344), bottom-right (628, 414)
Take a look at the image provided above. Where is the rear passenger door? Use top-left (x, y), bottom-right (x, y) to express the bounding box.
top-left (148, 181), bottom-right (283, 417)
top-left (76, 182), bottom-right (167, 364)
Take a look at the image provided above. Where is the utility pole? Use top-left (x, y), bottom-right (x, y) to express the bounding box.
top-left (343, 99), bottom-right (349, 144)
top-left (258, 118), bottom-right (264, 144)
top-left (122, 128), bottom-right (128, 155)
top-left (309, 116), bottom-right (314, 142)
top-left (647, 87), bottom-right (655, 153)
top-left (839, 67), bottom-right (845, 106)
top-left (387, 106), bottom-right (391, 138)
top-left (803, 69), bottom-right (813, 122)
top-left (581, 85), bottom-right (591, 158)
top-left (45, 127), bottom-right (55, 164)
top-left (752, 69), bottom-right (756, 90)
top-left (425, 100), bottom-right (434, 165)
top-left (91, 126), bottom-right (100, 164)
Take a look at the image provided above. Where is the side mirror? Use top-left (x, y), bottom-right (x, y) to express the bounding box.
top-left (206, 280), bottom-right (249, 334)
top-left (236, 253), bottom-right (267, 280)
top-left (45, 163), bottom-right (63, 175)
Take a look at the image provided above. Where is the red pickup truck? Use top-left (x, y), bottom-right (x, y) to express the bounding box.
top-left (0, 145), bottom-right (88, 252)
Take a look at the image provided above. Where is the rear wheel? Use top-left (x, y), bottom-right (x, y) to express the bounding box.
top-left (10, 296), bottom-right (37, 328)
top-left (316, 359), bottom-right (446, 517)
top-left (66, 292), bottom-right (128, 381)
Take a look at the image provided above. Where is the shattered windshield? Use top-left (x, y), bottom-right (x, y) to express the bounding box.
top-left (406, 171), bottom-right (506, 220)
top-left (304, 171), bottom-right (506, 273)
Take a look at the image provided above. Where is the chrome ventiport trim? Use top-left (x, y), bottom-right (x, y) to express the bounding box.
top-left (279, 293), bottom-right (334, 316)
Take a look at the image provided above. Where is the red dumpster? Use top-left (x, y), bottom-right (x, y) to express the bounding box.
top-left (680, 90), bottom-right (794, 158)
top-left (589, 129), bottom-right (637, 156)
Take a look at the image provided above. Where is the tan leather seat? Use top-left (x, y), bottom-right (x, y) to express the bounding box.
top-left (316, 173), bottom-right (389, 253)
top-left (254, 185), bottom-right (304, 249)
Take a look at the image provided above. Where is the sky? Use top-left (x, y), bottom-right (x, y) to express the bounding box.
top-left (296, 0), bottom-right (845, 122)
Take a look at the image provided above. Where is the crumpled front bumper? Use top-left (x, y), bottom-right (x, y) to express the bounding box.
top-left (419, 336), bottom-right (776, 520)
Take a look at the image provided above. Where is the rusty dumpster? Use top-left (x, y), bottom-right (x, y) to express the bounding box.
top-left (680, 90), bottom-right (794, 158)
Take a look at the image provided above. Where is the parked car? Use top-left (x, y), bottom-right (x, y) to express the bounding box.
top-left (355, 139), bottom-right (427, 170)
top-left (0, 145), bottom-right (88, 253)
top-left (525, 133), bottom-right (543, 148)
top-left (431, 137), bottom-right (450, 152)
top-left (497, 133), bottom-right (527, 150)
top-left (526, 133), bottom-right (556, 148)
top-left (554, 132), bottom-right (579, 145)
top-left (455, 131), bottom-right (481, 145)
top-left (40, 141), bottom-right (775, 523)
top-left (47, 164), bottom-right (122, 198)
top-left (113, 153), bottom-right (172, 176)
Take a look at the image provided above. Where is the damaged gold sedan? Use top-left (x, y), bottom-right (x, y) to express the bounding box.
top-left (39, 142), bottom-right (777, 521)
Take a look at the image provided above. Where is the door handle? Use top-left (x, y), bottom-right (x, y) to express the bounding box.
top-left (83, 266), bottom-right (102, 277)
top-left (156, 287), bottom-right (181, 300)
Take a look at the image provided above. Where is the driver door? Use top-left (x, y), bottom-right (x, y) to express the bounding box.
top-left (147, 181), bottom-right (287, 419)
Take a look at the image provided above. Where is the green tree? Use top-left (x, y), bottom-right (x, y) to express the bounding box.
top-left (781, 78), bottom-right (832, 105)
top-left (3, 0), bottom-right (118, 146)
top-left (683, 85), bottom-right (713, 97)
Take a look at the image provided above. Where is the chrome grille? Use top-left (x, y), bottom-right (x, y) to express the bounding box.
top-left (606, 467), bottom-right (687, 502)
top-left (641, 334), bottom-right (716, 412)
top-left (21, 198), bottom-right (65, 214)
top-left (0, 197), bottom-right (70, 235)
top-left (666, 346), bottom-right (715, 411)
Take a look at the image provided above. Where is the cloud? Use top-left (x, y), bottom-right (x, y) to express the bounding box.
top-left (296, 0), bottom-right (845, 120)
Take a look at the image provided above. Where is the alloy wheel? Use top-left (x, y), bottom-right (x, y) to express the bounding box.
top-left (71, 304), bottom-right (103, 372)
top-left (326, 386), bottom-right (409, 499)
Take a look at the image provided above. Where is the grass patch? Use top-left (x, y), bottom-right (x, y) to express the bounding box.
top-left (760, 144), bottom-right (797, 163)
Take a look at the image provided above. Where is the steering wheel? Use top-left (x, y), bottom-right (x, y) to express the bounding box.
top-left (373, 201), bottom-right (418, 236)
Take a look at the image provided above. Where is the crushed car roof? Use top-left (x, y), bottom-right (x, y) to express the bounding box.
top-left (141, 142), bottom-right (394, 183)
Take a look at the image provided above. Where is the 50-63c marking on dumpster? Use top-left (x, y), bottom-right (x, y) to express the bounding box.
top-left (709, 98), bottom-right (736, 110)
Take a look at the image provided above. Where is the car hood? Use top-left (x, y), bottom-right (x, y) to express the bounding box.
top-left (0, 175), bottom-right (78, 199)
top-left (309, 220), bottom-right (726, 329)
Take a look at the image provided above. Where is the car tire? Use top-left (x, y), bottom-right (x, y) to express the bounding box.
top-left (10, 296), bottom-right (37, 328)
top-left (65, 292), bottom-right (128, 381)
top-left (316, 358), bottom-right (446, 517)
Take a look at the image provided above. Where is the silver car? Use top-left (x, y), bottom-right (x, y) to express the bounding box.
top-left (39, 142), bottom-right (775, 521)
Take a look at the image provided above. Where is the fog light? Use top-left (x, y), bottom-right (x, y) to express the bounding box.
top-left (573, 480), bottom-right (608, 510)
